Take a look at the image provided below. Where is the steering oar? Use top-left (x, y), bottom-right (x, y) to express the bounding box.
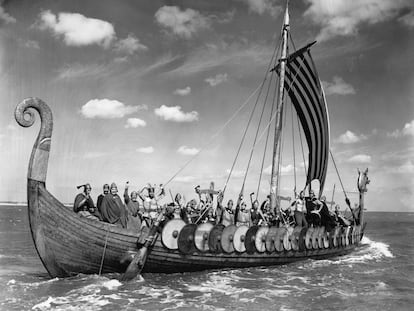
top-left (121, 209), bottom-right (165, 281)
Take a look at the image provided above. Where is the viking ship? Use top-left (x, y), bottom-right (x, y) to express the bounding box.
top-left (15, 4), bottom-right (370, 279)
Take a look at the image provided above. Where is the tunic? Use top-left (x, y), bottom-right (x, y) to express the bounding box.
top-left (221, 209), bottom-right (234, 227)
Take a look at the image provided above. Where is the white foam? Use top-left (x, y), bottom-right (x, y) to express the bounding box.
top-left (101, 279), bottom-right (122, 290)
top-left (361, 237), bottom-right (394, 258)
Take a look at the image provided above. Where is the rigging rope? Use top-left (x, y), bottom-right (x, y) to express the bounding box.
top-left (256, 74), bottom-right (278, 200)
top-left (99, 225), bottom-right (110, 275)
top-left (223, 35), bottom-right (282, 195)
top-left (290, 98), bottom-right (297, 195)
top-left (163, 84), bottom-right (262, 187)
top-left (329, 150), bottom-right (357, 222)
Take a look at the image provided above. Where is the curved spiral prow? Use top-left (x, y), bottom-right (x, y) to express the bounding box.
top-left (15, 98), bottom-right (53, 183)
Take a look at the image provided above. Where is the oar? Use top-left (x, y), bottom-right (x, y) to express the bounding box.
top-left (120, 210), bottom-right (165, 281)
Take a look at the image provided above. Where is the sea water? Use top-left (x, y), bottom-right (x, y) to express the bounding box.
top-left (0, 205), bottom-right (413, 311)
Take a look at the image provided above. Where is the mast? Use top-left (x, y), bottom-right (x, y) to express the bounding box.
top-left (270, 3), bottom-right (289, 215)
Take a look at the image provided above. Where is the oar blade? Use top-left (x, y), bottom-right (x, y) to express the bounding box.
top-left (120, 247), bottom-right (148, 282)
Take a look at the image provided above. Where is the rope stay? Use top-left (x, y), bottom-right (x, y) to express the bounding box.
top-left (163, 84), bottom-right (262, 187)
top-left (223, 33), bottom-right (282, 196)
top-left (290, 98), bottom-right (297, 195)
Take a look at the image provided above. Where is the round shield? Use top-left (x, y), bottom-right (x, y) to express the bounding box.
top-left (298, 227), bottom-right (307, 251)
top-left (322, 229), bottom-right (330, 249)
top-left (245, 226), bottom-right (259, 254)
top-left (348, 227), bottom-right (353, 245)
top-left (161, 219), bottom-right (187, 250)
top-left (265, 226), bottom-right (278, 253)
top-left (339, 227), bottom-right (346, 247)
top-left (275, 227), bottom-right (287, 252)
top-left (311, 227), bottom-right (320, 249)
top-left (221, 225), bottom-right (237, 253)
top-left (255, 226), bottom-right (269, 253)
top-left (194, 222), bottom-right (214, 252)
top-left (233, 225), bottom-right (249, 253)
top-left (178, 224), bottom-right (197, 254)
top-left (305, 227), bottom-right (315, 250)
top-left (209, 224), bottom-right (225, 253)
top-left (332, 226), bottom-right (340, 247)
top-left (283, 226), bottom-right (294, 251)
top-left (290, 226), bottom-right (302, 251)
top-left (354, 225), bottom-right (361, 243)
top-left (346, 226), bottom-right (352, 246)
top-left (317, 227), bottom-right (325, 249)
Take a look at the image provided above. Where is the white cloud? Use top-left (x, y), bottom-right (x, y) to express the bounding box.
top-left (114, 34), bottom-right (148, 54)
top-left (173, 87), bottom-right (191, 96)
top-left (399, 11), bottom-right (414, 28)
top-left (154, 105), bottom-right (199, 122)
top-left (304, 0), bottom-right (412, 41)
top-left (323, 76), bottom-right (355, 95)
top-left (387, 120), bottom-right (414, 138)
top-left (0, 5), bottom-right (16, 24)
top-left (347, 154), bottom-right (372, 164)
top-left (125, 118), bottom-right (146, 128)
top-left (137, 146), bottom-right (154, 154)
top-left (177, 145), bottom-right (200, 156)
top-left (38, 10), bottom-right (115, 47)
top-left (155, 6), bottom-right (211, 39)
top-left (396, 161), bottom-right (414, 174)
top-left (57, 63), bottom-right (109, 80)
top-left (263, 164), bottom-right (294, 175)
top-left (205, 73), bottom-right (228, 86)
top-left (80, 99), bottom-right (147, 119)
top-left (336, 130), bottom-right (367, 144)
top-left (241, 0), bottom-right (282, 17)
top-left (21, 39), bottom-right (40, 49)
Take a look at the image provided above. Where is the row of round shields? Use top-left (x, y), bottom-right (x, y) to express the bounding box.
top-left (161, 219), bottom-right (363, 254)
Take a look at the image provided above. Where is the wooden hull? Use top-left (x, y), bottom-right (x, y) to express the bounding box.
top-left (28, 179), bottom-right (363, 278)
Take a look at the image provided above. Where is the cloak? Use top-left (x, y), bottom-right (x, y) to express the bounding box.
top-left (100, 194), bottom-right (128, 228)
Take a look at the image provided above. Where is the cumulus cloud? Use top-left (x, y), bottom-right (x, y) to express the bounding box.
top-left (387, 119), bottom-right (414, 138)
top-left (80, 99), bottom-right (147, 119)
top-left (174, 175), bottom-right (197, 182)
top-left (205, 73), bottom-right (228, 86)
top-left (263, 164), bottom-right (295, 175)
top-left (323, 76), bottom-right (355, 95)
top-left (0, 5), bottom-right (16, 24)
top-left (137, 146), bottom-right (154, 154)
top-left (177, 146), bottom-right (200, 156)
top-left (114, 34), bottom-right (148, 54)
top-left (347, 154), bottom-right (372, 164)
top-left (225, 169), bottom-right (246, 178)
top-left (336, 130), bottom-right (367, 144)
top-left (154, 105), bottom-right (199, 122)
top-left (240, 0), bottom-right (282, 17)
top-left (38, 10), bottom-right (115, 47)
top-left (125, 118), bottom-right (146, 128)
top-left (396, 160), bottom-right (414, 174)
top-left (155, 6), bottom-right (211, 39)
top-left (173, 86), bottom-right (191, 96)
top-left (304, 0), bottom-right (412, 41)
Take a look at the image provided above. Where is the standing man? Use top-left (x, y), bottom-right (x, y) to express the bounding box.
top-left (124, 182), bottom-right (142, 231)
top-left (100, 183), bottom-right (128, 228)
top-left (291, 190), bottom-right (308, 227)
top-left (97, 184), bottom-right (109, 214)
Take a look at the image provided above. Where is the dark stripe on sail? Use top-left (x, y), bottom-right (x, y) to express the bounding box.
top-left (276, 45), bottom-right (330, 193)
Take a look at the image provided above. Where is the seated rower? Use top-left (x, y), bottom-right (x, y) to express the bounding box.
top-left (73, 183), bottom-right (101, 221)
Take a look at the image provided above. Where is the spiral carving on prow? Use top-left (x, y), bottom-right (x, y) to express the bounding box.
top-left (15, 98), bottom-right (53, 183)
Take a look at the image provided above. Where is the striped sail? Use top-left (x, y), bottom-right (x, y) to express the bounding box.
top-left (273, 42), bottom-right (330, 194)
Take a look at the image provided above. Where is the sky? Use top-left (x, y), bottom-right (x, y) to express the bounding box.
top-left (0, 0), bottom-right (413, 212)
